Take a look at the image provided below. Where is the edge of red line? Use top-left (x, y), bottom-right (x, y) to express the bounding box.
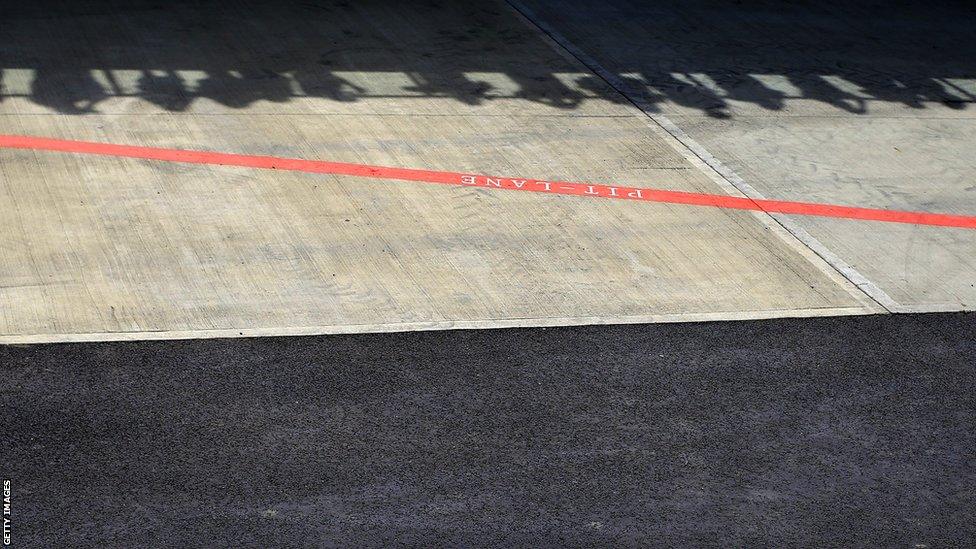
top-left (1, 134), bottom-right (974, 230)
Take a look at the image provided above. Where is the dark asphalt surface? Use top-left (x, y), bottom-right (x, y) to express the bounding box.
top-left (2, 313), bottom-right (975, 547)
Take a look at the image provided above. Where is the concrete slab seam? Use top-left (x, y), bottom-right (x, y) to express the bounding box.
top-left (503, 0), bottom-right (900, 313)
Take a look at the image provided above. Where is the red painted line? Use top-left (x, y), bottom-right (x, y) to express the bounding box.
top-left (2, 134), bottom-right (975, 230)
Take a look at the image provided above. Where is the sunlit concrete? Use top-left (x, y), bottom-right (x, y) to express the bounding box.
top-left (0, 0), bottom-right (878, 342)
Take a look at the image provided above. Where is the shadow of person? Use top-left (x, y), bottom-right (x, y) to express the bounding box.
top-left (787, 74), bottom-right (867, 114)
top-left (710, 73), bottom-right (787, 112)
top-left (509, 73), bottom-right (583, 110)
top-left (640, 72), bottom-right (731, 119)
top-left (927, 84), bottom-right (970, 110)
top-left (404, 71), bottom-right (493, 106)
top-left (137, 70), bottom-right (193, 112)
top-left (195, 69), bottom-right (292, 109)
top-left (575, 74), bottom-right (667, 110)
top-left (849, 74), bottom-right (970, 111)
top-left (577, 71), bottom-right (766, 119)
top-left (30, 68), bottom-right (108, 114)
top-left (934, 78), bottom-right (976, 110)
top-left (293, 69), bottom-right (366, 102)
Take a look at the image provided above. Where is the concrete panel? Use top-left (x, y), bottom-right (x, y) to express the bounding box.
top-left (514, 0), bottom-right (976, 311)
top-left (0, 1), bottom-right (874, 342)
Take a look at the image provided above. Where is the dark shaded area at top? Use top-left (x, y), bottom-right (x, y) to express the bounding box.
top-left (0, 0), bottom-right (975, 115)
top-left (523, 0), bottom-right (976, 117)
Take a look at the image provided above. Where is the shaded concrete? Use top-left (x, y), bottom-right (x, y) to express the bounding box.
top-left (515, 0), bottom-right (976, 311)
